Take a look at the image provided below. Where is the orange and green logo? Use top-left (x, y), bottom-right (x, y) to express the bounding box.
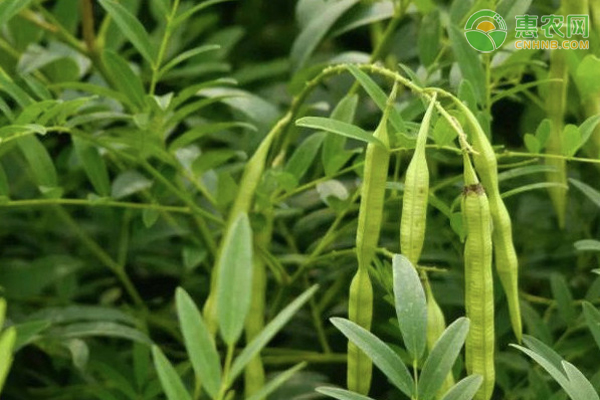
top-left (464, 10), bottom-right (508, 53)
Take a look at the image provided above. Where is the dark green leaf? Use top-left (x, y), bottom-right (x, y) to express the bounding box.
top-left (98, 0), bottom-right (157, 65)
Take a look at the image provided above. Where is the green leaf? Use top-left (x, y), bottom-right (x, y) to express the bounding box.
top-left (418, 317), bottom-right (470, 400)
top-left (49, 322), bottom-right (152, 345)
top-left (332, 1), bottom-right (394, 37)
top-left (111, 170), bottom-right (153, 199)
top-left (228, 285), bottom-right (318, 383)
top-left (346, 65), bottom-right (406, 134)
top-left (103, 50), bottom-right (146, 110)
top-left (175, 288), bottom-right (221, 399)
top-left (0, 68), bottom-right (34, 108)
top-left (569, 178), bottom-right (600, 210)
top-left (290, 0), bottom-right (360, 71)
top-left (432, 115), bottom-right (458, 147)
top-left (151, 346), bottom-right (193, 400)
top-left (316, 387), bottom-right (377, 400)
top-left (142, 208), bottom-right (159, 228)
top-left (561, 124), bottom-right (581, 157)
top-left (192, 149), bottom-right (240, 176)
top-left (330, 317), bottom-right (414, 397)
top-left (285, 132), bottom-right (326, 181)
top-left (498, 165), bottom-right (557, 182)
top-left (582, 302), bottom-right (600, 350)
top-left (561, 361), bottom-right (600, 400)
top-left (13, 320), bottom-right (51, 351)
top-left (550, 274), bottom-right (576, 325)
top-left (246, 363), bottom-right (307, 400)
top-left (439, 375), bottom-right (483, 400)
top-left (217, 213), bottom-right (254, 345)
top-left (72, 137), bottom-right (111, 197)
top-left (392, 254), bottom-right (427, 362)
top-left (491, 79), bottom-right (561, 104)
top-left (0, 327), bottom-right (16, 393)
top-left (574, 240), bottom-right (600, 252)
top-left (575, 55), bottom-right (600, 99)
top-left (418, 11), bottom-right (441, 67)
top-left (296, 117), bottom-right (385, 147)
top-left (536, 119), bottom-right (552, 149)
top-left (173, 0), bottom-right (234, 27)
top-left (511, 336), bottom-right (570, 391)
top-left (447, 25), bottom-right (486, 104)
top-left (169, 122), bottom-right (256, 151)
top-left (501, 182), bottom-right (568, 199)
top-left (578, 114), bottom-right (600, 151)
top-left (159, 45), bottom-right (221, 78)
top-left (98, 0), bottom-right (156, 65)
top-left (17, 135), bottom-right (59, 194)
top-left (497, 0), bottom-right (533, 30)
top-left (0, 0), bottom-right (35, 27)
top-left (322, 94), bottom-right (358, 176)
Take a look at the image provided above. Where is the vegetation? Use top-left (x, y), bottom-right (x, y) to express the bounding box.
top-left (1, 0), bottom-right (600, 399)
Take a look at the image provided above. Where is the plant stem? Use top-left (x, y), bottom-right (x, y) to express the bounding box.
top-left (149, 0), bottom-right (181, 94)
top-left (0, 198), bottom-right (193, 214)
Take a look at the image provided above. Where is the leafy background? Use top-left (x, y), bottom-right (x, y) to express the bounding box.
top-left (0, 0), bottom-right (599, 399)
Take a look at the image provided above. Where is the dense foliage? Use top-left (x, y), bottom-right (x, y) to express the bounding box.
top-left (1, 0), bottom-right (600, 399)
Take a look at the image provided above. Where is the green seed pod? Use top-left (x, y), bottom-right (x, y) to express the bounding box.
top-left (459, 103), bottom-right (522, 343)
top-left (462, 155), bottom-right (495, 400)
top-left (348, 85), bottom-right (396, 395)
top-left (347, 268), bottom-right (374, 394)
top-left (0, 326), bottom-right (16, 394)
top-left (424, 279), bottom-right (455, 398)
top-left (400, 94), bottom-right (437, 265)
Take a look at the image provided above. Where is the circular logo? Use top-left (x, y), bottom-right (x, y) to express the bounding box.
top-left (464, 10), bottom-right (508, 53)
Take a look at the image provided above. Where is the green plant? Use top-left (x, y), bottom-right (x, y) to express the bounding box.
top-left (318, 254), bottom-right (481, 400)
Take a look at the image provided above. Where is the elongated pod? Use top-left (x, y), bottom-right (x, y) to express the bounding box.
top-left (400, 94), bottom-right (437, 265)
top-left (348, 84), bottom-right (397, 395)
top-left (462, 155), bottom-right (495, 400)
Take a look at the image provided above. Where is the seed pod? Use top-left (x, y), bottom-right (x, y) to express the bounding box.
top-left (424, 279), bottom-right (455, 398)
top-left (348, 84), bottom-right (397, 395)
top-left (347, 268), bottom-right (374, 394)
top-left (400, 94), bottom-right (437, 265)
top-left (459, 103), bottom-right (522, 343)
top-left (0, 326), bottom-right (16, 393)
top-left (462, 155), bottom-right (495, 400)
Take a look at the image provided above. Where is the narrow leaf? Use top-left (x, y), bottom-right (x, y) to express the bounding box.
top-left (73, 137), bottom-right (111, 197)
top-left (440, 375), bottom-right (483, 400)
top-left (246, 363), bottom-right (307, 400)
top-left (316, 387), bottom-right (377, 400)
top-left (418, 318), bottom-right (470, 400)
top-left (346, 64), bottom-right (406, 133)
top-left (176, 288), bottom-right (221, 398)
top-left (99, 0), bottom-right (156, 65)
top-left (290, 0), bottom-right (360, 71)
top-left (151, 346), bottom-right (193, 400)
top-left (569, 178), bottom-right (600, 209)
top-left (330, 317), bottom-right (414, 397)
top-left (296, 117), bottom-right (385, 147)
top-left (217, 213), bottom-right (254, 346)
top-left (392, 254), bottom-right (427, 361)
top-left (228, 285), bottom-right (318, 383)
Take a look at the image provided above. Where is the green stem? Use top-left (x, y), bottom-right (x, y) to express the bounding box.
top-left (217, 345), bottom-right (235, 400)
top-left (0, 198), bottom-right (193, 213)
top-left (149, 0), bottom-right (181, 94)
